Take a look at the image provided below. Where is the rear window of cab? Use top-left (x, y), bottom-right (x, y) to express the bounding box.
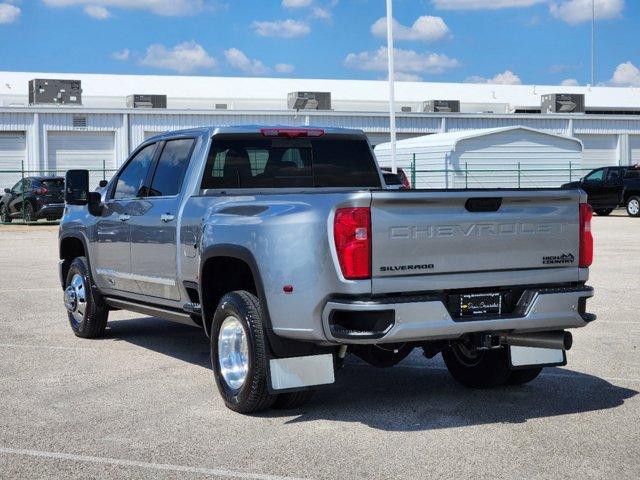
top-left (200, 133), bottom-right (381, 189)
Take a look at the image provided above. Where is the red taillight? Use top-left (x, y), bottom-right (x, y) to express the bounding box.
top-left (35, 187), bottom-right (48, 195)
top-left (579, 203), bottom-right (593, 267)
top-left (399, 170), bottom-right (411, 189)
top-left (334, 207), bottom-right (371, 280)
top-left (260, 128), bottom-right (325, 138)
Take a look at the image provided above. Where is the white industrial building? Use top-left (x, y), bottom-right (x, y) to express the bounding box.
top-left (375, 127), bottom-right (583, 189)
top-left (2, 70), bottom-right (640, 188)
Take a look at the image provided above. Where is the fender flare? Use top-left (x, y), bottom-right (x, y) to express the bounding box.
top-left (59, 231), bottom-right (92, 288)
top-left (199, 244), bottom-right (269, 336)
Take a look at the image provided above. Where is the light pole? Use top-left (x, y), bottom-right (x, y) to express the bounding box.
top-left (591, 0), bottom-right (595, 86)
top-left (386, 0), bottom-right (397, 173)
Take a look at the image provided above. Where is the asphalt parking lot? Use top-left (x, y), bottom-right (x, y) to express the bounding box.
top-left (0, 212), bottom-right (639, 480)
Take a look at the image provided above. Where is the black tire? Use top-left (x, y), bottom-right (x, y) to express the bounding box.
top-left (272, 390), bottom-right (315, 410)
top-left (507, 367), bottom-right (543, 385)
top-left (210, 290), bottom-right (276, 414)
top-left (442, 343), bottom-right (512, 389)
top-left (23, 202), bottom-right (35, 222)
top-left (65, 256), bottom-right (109, 338)
top-left (594, 208), bottom-right (613, 216)
top-left (626, 196), bottom-right (640, 217)
top-left (0, 204), bottom-right (11, 223)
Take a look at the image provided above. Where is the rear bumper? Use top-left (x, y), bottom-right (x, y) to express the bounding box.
top-left (321, 286), bottom-right (595, 344)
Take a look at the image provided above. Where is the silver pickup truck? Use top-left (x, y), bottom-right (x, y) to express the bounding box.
top-left (59, 126), bottom-right (595, 413)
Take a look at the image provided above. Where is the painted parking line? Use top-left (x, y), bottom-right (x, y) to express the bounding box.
top-left (0, 446), bottom-right (306, 480)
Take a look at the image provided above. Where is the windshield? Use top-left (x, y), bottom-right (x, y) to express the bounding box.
top-left (201, 134), bottom-right (381, 189)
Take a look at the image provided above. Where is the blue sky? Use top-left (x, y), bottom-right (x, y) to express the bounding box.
top-left (0, 0), bottom-right (638, 86)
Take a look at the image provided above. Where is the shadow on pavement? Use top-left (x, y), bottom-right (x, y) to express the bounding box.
top-left (106, 316), bottom-right (638, 432)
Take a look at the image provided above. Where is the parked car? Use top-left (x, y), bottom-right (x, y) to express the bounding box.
top-left (562, 165), bottom-right (640, 216)
top-left (1, 176), bottom-right (65, 223)
top-left (59, 126), bottom-right (595, 413)
top-left (381, 166), bottom-right (410, 189)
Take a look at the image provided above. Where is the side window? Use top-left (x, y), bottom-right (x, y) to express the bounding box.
top-left (606, 168), bottom-right (622, 181)
top-left (148, 139), bottom-right (195, 197)
top-left (585, 169), bottom-right (605, 182)
top-left (625, 169), bottom-right (640, 179)
top-left (113, 143), bottom-right (157, 200)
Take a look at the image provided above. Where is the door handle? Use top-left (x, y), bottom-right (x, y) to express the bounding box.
top-left (119, 214), bottom-right (130, 222)
top-left (161, 213), bottom-right (175, 223)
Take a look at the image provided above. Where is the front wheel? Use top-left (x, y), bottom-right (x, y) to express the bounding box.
top-left (442, 343), bottom-right (512, 388)
top-left (594, 208), bottom-right (613, 216)
top-left (627, 196), bottom-right (640, 217)
top-left (64, 256), bottom-right (109, 338)
top-left (210, 290), bottom-right (277, 414)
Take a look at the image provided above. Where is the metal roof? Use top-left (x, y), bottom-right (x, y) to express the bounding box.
top-left (374, 126), bottom-right (583, 152)
top-left (3, 71), bottom-right (640, 108)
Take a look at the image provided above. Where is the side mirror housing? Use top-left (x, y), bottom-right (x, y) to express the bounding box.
top-left (3, 188), bottom-right (10, 194)
top-left (98, 180), bottom-right (108, 188)
top-left (87, 191), bottom-right (104, 216)
top-left (65, 170), bottom-right (90, 205)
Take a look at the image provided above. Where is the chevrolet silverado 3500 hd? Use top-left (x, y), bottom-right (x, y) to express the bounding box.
top-left (59, 126), bottom-right (595, 413)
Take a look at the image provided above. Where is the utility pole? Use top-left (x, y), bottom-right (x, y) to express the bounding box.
top-left (591, 0), bottom-right (595, 86)
top-left (386, 0), bottom-right (397, 173)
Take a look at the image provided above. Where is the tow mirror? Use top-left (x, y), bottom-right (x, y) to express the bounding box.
top-left (65, 170), bottom-right (90, 205)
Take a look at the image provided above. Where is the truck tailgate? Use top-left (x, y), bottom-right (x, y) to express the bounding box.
top-left (370, 189), bottom-right (583, 294)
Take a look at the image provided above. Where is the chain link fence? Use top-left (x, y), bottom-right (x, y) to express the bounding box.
top-left (0, 162), bottom-right (116, 225)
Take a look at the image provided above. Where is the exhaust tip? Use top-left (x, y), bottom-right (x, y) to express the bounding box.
top-left (563, 331), bottom-right (573, 351)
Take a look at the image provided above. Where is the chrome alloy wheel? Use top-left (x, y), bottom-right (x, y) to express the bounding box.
top-left (64, 273), bottom-right (87, 325)
top-left (218, 315), bottom-right (250, 390)
top-left (629, 199), bottom-right (640, 216)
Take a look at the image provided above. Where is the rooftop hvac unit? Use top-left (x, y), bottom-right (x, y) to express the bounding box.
top-left (423, 100), bottom-right (460, 113)
top-left (28, 79), bottom-right (82, 105)
top-left (287, 92), bottom-right (331, 110)
top-left (126, 94), bottom-right (167, 109)
top-left (541, 94), bottom-right (585, 114)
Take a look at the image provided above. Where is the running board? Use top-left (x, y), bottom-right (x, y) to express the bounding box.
top-left (104, 297), bottom-right (200, 327)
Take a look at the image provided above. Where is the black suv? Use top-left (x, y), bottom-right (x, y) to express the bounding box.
top-left (0, 176), bottom-right (65, 222)
top-left (562, 166), bottom-right (640, 217)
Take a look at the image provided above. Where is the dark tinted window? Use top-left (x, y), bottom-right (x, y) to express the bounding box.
top-left (148, 139), bottom-right (195, 197)
top-left (201, 134), bottom-right (380, 189)
top-left (113, 143), bottom-right (156, 200)
top-left (624, 169), bottom-right (640, 179)
top-left (41, 179), bottom-right (65, 190)
top-left (606, 168), bottom-right (622, 181)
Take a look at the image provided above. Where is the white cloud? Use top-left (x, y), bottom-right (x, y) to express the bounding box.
top-left (561, 78), bottom-right (580, 86)
top-left (371, 16), bottom-right (450, 42)
top-left (224, 48), bottom-right (271, 75)
top-left (84, 5), bottom-right (111, 19)
top-left (607, 61), bottom-right (640, 87)
top-left (465, 70), bottom-right (522, 84)
top-left (394, 72), bottom-right (423, 82)
top-left (311, 6), bottom-right (331, 20)
top-left (42, 0), bottom-right (218, 17)
top-left (252, 19), bottom-right (310, 38)
top-left (282, 0), bottom-right (312, 7)
top-left (275, 63), bottom-right (295, 73)
top-left (344, 47), bottom-right (460, 75)
top-left (139, 41), bottom-right (216, 73)
top-left (0, 3), bottom-right (21, 24)
top-left (432, 0), bottom-right (546, 10)
top-left (550, 0), bottom-right (624, 25)
top-left (110, 48), bottom-right (130, 61)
